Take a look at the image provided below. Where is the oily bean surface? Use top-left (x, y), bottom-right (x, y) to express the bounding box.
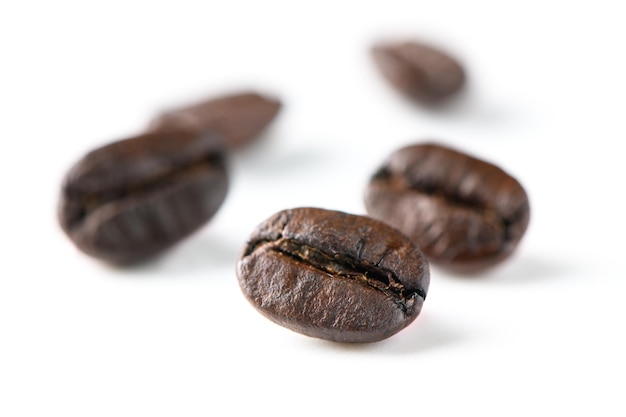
top-left (364, 142), bottom-right (530, 271)
top-left (372, 40), bottom-right (465, 103)
top-left (237, 207), bottom-right (430, 343)
top-left (147, 91), bottom-right (281, 150)
top-left (58, 130), bottom-right (228, 264)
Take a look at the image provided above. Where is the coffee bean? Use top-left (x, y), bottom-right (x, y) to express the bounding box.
top-left (147, 91), bottom-right (281, 150)
top-left (372, 40), bottom-right (465, 103)
top-left (236, 207), bottom-right (430, 343)
top-left (364, 143), bottom-right (530, 271)
top-left (58, 130), bottom-right (228, 264)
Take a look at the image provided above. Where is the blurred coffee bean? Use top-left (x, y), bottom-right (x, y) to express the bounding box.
top-left (59, 130), bottom-right (228, 264)
top-left (147, 91), bottom-right (281, 150)
top-left (364, 142), bottom-right (530, 271)
top-left (372, 40), bottom-right (466, 103)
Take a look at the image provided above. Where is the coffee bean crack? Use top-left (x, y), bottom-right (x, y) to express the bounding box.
top-left (250, 237), bottom-right (425, 314)
top-left (373, 167), bottom-right (523, 243)
top-left (64, 153), bottom-right (225, 231)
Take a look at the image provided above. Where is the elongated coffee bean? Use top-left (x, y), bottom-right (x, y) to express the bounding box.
top-left (372, 40), bottom-right (465, 103)
top-left (147, 91), bottom-right (281, 150)
top-left (237, 207), bottom-right (430, 343)
top-left (364, 143), bottom-right (530, 271)
top-left (58, 130), bottom-right (228, 264)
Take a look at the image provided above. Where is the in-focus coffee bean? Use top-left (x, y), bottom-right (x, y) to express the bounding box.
top-left (372, 40), bottom-right (465, 103)
top-left (147, 91), bottom-right (281, 150)
top-left (364, 142), bottom-right (530, 271)
top-left (236, 207), bottom-right (430, 343)
top-left (58, 130), bottom-right (228, 264)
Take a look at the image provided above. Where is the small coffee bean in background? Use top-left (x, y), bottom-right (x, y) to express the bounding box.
top-left (58, 130), bottom-right (228, 265)
top-left (371, 40), bottom-right (466, 103)
top-left (147, 91), bottom-right (281, 150)
top-left (236, 207), bottom-right (430, 343)
top-left (364, 142), bottom-right (530, 272)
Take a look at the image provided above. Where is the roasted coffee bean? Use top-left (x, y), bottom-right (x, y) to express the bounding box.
top-left (58, 130), bottom-right (228, 264)
top-left (147, 91), bottom-right (281, 150)
top-left (236, 207), bottom-right (430, 343)
top-left (372, 40), bottom-right (465, 103)
top-left (364, 143), bottom-right (530, 271)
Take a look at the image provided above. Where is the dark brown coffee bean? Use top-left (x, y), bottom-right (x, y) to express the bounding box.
top-left (147, 91), bottom-right (281, 150)
top-left (372, 41), bottom-right (466, 103)
top-left (58, 130), bottom-right (228, 264)
top-left (236, 207), bottom-right (430, 343)
top-left (364, 143), bottom-right (530, 271)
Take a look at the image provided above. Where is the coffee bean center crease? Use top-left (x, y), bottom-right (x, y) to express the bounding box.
top-left (375, 167), bottom-right (522, 241)
top-left (66, 153), bottom-right (224, 230)
top-left (250, 236), bottom-right (425, 313)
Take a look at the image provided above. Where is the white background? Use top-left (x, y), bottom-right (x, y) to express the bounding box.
top-left (1, 1), bottom-right (625, 415)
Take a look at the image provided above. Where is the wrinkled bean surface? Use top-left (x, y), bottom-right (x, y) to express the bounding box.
top-left (364, 142), bottom-right (530, 271)
top-left (237, 207), bottom-right (430, 343)
top-left (59, 130), bottom-right (228, 264)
